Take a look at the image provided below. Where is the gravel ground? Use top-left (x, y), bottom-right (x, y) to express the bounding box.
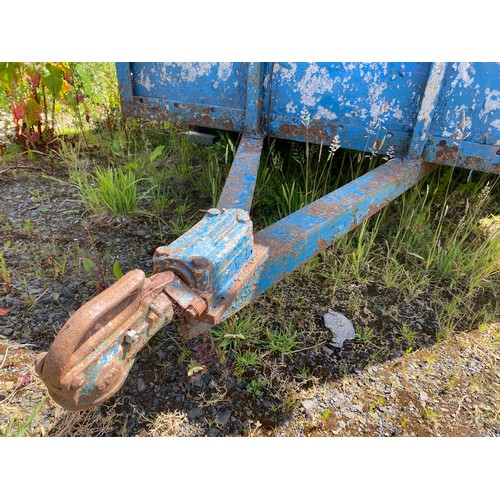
top-left (0, 168), bottom-right (498, 437)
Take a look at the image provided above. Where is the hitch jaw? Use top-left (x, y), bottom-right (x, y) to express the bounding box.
top-left (35, 270), bottom-right (204, 411)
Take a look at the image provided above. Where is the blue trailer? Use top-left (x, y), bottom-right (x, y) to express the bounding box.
top-left (35, 62), bottom-right (500, 410)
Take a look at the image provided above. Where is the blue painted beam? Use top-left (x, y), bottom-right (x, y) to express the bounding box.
top-left (220, 158), bottom-right (438, 320)
top-left (244, 63), bottom-right (263, 135)
top-left (408, 63), bottom-right (447, 158)
top-left (115, 63), bottom-right (134, 102)
top-left (216, 134), bottom-right (264, 211)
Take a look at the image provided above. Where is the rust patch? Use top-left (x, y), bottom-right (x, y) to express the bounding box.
top-left (464, 155), bottom-right (486, 170)
top-left (317, 239), bottom-right (328, 252)
top-left (277, 121), bottom-right (336, 144)
top-left (435, 143), bottom-right (460, 165)
top-left (199, 243), bottom-right (268, 326)
top-left (35, 270), bottom-right (176, 411)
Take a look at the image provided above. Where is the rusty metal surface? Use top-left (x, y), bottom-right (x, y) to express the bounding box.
top-left (164, 277), bottom-right (206, 319)
top-left (121, 96), bottom-right (244, 133)
top-left (154, 208), bottom-right (254, 308)
top-left (36, 270), bottom-right (176, 411)
top-left (423, 136), bottom-right (500, 174)
top-left (216, 134), bottom-right (263, 212)
top-left (118, 62), bottom-right (500, 173)
top-left (212, 158), bottom-right (439, 324)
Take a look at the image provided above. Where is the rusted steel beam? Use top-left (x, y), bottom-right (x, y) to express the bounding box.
top-left (423, 137), bottom-right (500, 174)
top-left (216, 134), bottom-right (264, 211)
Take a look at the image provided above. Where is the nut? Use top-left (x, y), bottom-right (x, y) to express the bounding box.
top-left (124, 330), bottom-right (138, 344)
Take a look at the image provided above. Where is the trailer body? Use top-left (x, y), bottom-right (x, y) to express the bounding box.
top-left (35, 62), bottom-right (500, 411)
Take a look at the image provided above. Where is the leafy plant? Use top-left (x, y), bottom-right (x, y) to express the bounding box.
top-left (81, 256), bottom-right (109, 293)
top-left (246, 379), bottom-right (267, 397)
top-left (112, 260), bottom-right (123, 280)
top-left (0, 62), bottom-right (88, 148)
top-left (355, 327), bottom-right (375, 342)
top-left (398, 323), bottom-right (420, 347)
top-left (0, 241), bottom-right (13, 294)
top-left (211, 313), bottom-right (260, 350)
top-left (234, 350), bottom-right (261, 376)
top-left (187, 359), bottom-right (205, 377)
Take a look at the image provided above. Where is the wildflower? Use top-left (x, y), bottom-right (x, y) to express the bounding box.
top-left (327, 135), bottom-right (341, 161)
top-left (300, 108), bottom-right (311, 128)
top-left (383, 144), bottom-right (395, 161)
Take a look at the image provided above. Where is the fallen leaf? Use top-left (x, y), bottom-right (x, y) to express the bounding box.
top-left (0, 308), bottom-right (11, 316)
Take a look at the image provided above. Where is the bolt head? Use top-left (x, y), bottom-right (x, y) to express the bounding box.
top-left (237, 212), bottom-right (250, 223)
top-left (124, 330), bottom-right (138, 344)
top-left (207, 208), bottom-right (220, 216)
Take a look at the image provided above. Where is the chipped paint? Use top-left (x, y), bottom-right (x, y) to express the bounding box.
top-left (342, 62), bottom-right (356, 72)
top-left (482, 88), bottom-right (500, 116)
top-left (491, 119), bottom-right (500, 132)
top-left (314, 106), bottom-right (337, 120)
top-left (408, 63), bottom-right (447, 157)
top-left (214, 62), bottom-right (233, 89)
top-left (451, 62), bottom-right (475, 89)
top-left (286, 101), bottom-right (297, 114)
top-left (275, 62), bottom-right (297, 81)
top-left (178, 62), bottom-right (215, 82)
top-left (119, 62), bottom-right (499, 170)
top-left (296, 63), bottom-right (334, 107)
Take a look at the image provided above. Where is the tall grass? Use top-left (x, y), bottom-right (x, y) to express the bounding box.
top-left (75, 167), bottom-right (141, 215)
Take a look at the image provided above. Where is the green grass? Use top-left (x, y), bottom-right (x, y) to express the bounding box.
top-left (265, 327), bottom-right (299, 357)
top-left (75, 166), bottom-right (142, 216)
top-left (3, 394), bottom-right (49, 437)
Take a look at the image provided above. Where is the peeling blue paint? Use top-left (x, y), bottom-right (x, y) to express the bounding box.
top-left (117, 62), bottom-right (500, 173)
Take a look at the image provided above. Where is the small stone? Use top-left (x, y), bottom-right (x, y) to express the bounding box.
top-left (217, 410), bottom-right (232, 426)
top-left (4, 327), bottom-right (14, 336)
top-left (156, 350), bottom-right (165, 359)
top-left (61, 286), bottom-right (74, 300)
top-left (188, 407), bottom-right (202, 419)
top-left (301, 400), bottom-right (316, 414)
top-left (193, 374), bottom-right (204, 388)
top-left (137, 378), bottom-right (146, 392)
top-left (338, 420), bottom-right (346, 429)
top-left (207, 428), bottom-right (219, 437)
top-left (322, 346), bottom-right (334, 356)
top-left (420, 391), bottom-right (429, 401)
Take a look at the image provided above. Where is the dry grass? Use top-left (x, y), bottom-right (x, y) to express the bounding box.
top-left (139, 410), bottom-right (203, 437)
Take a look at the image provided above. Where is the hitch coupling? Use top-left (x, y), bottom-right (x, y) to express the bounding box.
top-left (35, 269), bottom-right (206, 411)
